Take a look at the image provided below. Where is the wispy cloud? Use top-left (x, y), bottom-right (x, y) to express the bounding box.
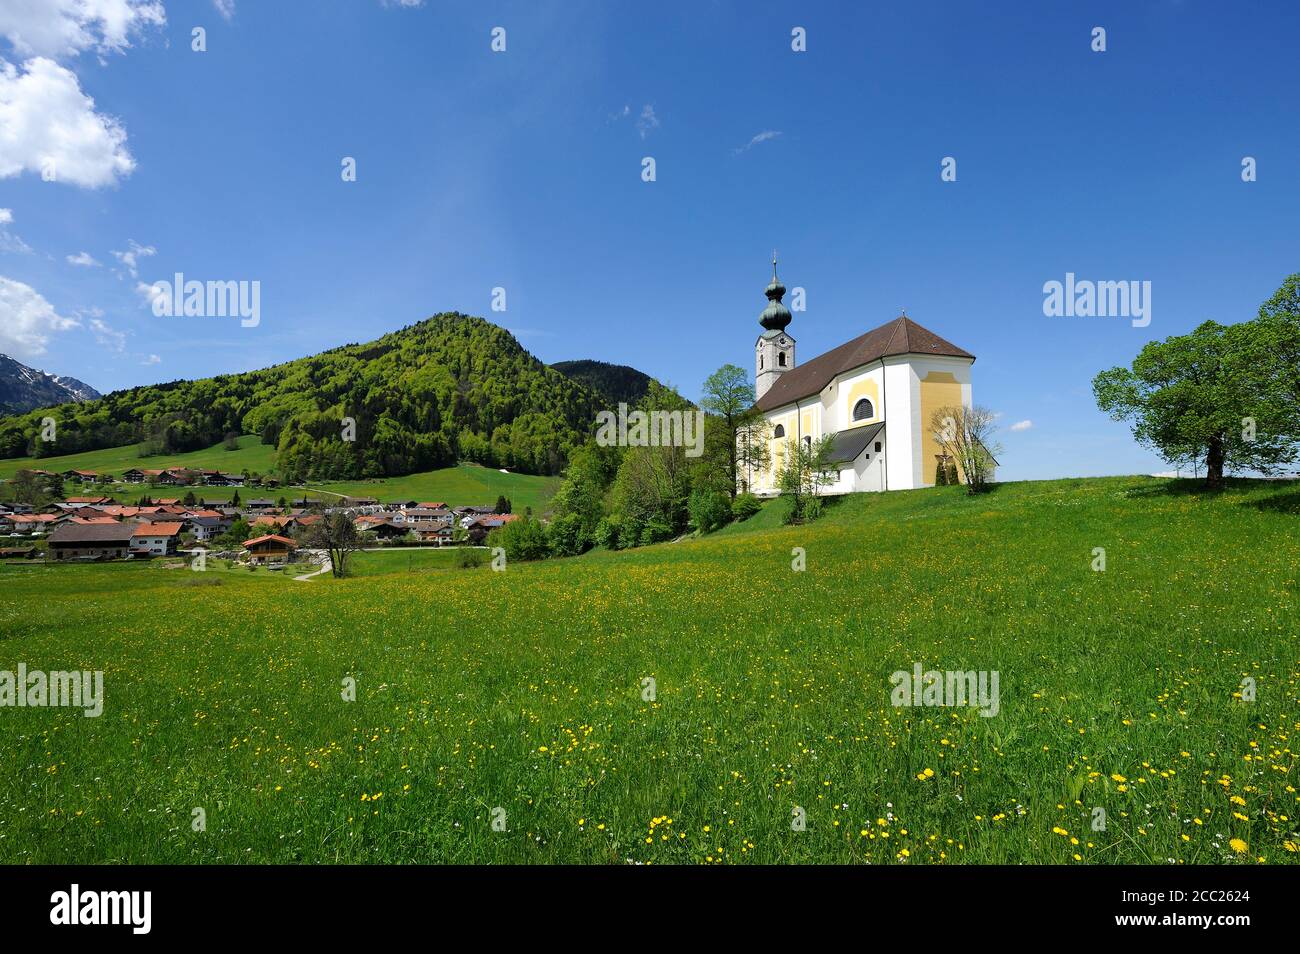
top-left (212, 0), bottom-right (236, 22)
top-left (112, 239), bottom-right (155, 278)
top-left (67, 250), bottom-right (100, 267)
top-left (0, 208), bottom-right (31, 253)
top-left (1009, 419), bottom-right (1033, 432)
top-left (636, 104), bottom-right (659, 139)
top-left (88, 316), bottom-right (126, 351)
top-left (733, 130), bottom-right (782, 155)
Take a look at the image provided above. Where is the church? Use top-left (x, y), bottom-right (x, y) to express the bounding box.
top-left (743, 260), bottom-right (981, 495)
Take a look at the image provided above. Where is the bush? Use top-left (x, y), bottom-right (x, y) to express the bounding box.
top-left (547, 513), bottom-right (588, 557)
top-left (731, 492), bottom-right (762, 522)
top-left (638, 518), bottom-right (675, 547)
top-left (688, 488), bottom-right (733, 534)
top-left (593, 516), bottom-right (621, 550)
top-left (488, 516), bottom-right (550, 562)
top-left (456, 547), bottom-right (484, 569)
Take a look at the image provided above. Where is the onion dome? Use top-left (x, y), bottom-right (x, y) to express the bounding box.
top-left (759, 254), bottom-right (792, 332)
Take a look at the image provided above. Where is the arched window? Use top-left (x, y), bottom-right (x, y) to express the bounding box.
top-left (773, 424), bottom-right (785, 438)
top-left (802, 436), bottom-right (811, 451)
top-left (852, 398), bottom-right (874, 421)
top-left (759, 355), bottom-right (764, 369)
top-left (778, 352), bottom-right (787, 367)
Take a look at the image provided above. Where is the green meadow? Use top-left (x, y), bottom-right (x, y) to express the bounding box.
top-left (0, 437), bottom-right (557, 510)
top-left (0, 476), bottom-right (1296, 864)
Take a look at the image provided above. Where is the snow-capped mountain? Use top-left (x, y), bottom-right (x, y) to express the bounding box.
top-left (0, 354), bottom-right (101, 414)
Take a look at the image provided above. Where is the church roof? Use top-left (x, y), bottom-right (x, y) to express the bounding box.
top-left (826, 422), bottom-right (885, 464)
top-left (755, 315), bottom-right (974, 412)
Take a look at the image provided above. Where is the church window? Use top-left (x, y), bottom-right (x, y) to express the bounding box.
top-left (802, 436), bottom-right (811, 451)
top-left (853, 398), bottom-right (874, 421)
top-left (773, 424), bottom-right (785, 438)
top-left (759, 355), bottom-right (764, 369)
top-left (875, 441), bottom-right (882, 452)
top-left (778, 352), bottom-right (787, 367)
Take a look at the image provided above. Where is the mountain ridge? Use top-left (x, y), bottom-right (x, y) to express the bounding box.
top-left (0, 314), bottom-right (663, 481)
top-left (0, 354), bottom-right (101, 415)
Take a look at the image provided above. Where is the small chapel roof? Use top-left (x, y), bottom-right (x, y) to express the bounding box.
top-left (755, 315), bottom-right (974, 412)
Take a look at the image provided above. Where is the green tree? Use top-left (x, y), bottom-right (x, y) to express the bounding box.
top-left (1093, 281), bottom-right (1300, 487)
top-left (5, 469), bottom-right (44, 506)
top-left (776, 434), bottom-right (838, 523)
top-left (700, 364), bottom-right (762, 499)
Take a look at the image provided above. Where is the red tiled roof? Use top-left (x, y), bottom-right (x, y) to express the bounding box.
top-left (754, 315), bottom-right (975, 412)
top-left (132, 521), bottom-right (184, 537)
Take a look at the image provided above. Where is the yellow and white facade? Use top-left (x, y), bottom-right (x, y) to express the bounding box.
top-left (742, 265), bottom-right (979, 495)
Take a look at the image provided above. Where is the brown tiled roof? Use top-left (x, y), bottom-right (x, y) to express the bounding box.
top-left (243, 534), bottom-right (296, 548)
top-left (48, 522), bottom-right (136, 544)
top-left (755, 316), bottom-right (975, 412)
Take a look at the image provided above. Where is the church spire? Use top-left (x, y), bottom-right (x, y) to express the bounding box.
top-left (759, 252), bottom-right (792, 332)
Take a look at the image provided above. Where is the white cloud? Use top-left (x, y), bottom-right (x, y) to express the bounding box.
top-left (1009, 419), bottom-right (1033, 432)
top-left (0, 274), bottom-right (81, 358)
top-left (636, 104), bottom-right (659, 139)
top-left (734, 130), bottom-right (782, 155)
top-left (112, 239), bottom-right (155, 277)
top-left (66, 250), bottom-right (100, 266)
top-left (0, 208), bottom-right (11, 225)
top-left (141, 352), bottom-right (160, 365)
top-left (212, 0), bottom-right (236, 22)
top-left (0, 0), bottom-right (166, 60)
top-left (0, 57), bottom-right (136, 188)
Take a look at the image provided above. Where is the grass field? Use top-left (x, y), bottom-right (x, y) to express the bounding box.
top-left (0, 435), bottom-right (277, 483)
top-left (0, 437), bottom-right (559, 511)
top-left (1, 476), bottom-right (1296, 864)
top-left (346, 548), bottom-right (471, 577)
top-left (301, 463), bottom-right (559, 513)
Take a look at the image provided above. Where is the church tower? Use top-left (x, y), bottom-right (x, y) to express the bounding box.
top-left (755, 256), bottom-right (795, 402)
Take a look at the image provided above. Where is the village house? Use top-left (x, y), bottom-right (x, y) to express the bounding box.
top-left (183, 510), bottom-right (231, 541)
top-left (353, 515), bottom-right (406, 540)
top-left (47, 522), bottom-right (136, 560)
top-left (130, 521), bottom-right (184, 557)
top-left (242, 534), bottom-right (297, 565)
top-left (252, 514), bottom-right (299, 533)
top-left (62, 469), bottom-right (106, 483)
top-left (64, 495), bottom-right (113, 508)
top-left (406, 520), bottom-right (454, 544)
top-left (4, 513), bottom-right (59, 533)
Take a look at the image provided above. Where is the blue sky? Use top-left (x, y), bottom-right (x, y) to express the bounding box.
top-left (1, 0), bottom-right (1297, 481)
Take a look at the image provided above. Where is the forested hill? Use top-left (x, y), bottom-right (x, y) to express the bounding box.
top-left (0, 314), bottom-right (600, 480)
top-left (551, 359), bottom-right (655, 407)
